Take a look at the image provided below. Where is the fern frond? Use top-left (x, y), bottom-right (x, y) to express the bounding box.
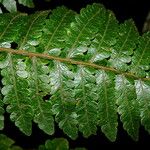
top-left (0, 0), bottom-right (17, 12)
top-left (74, 66), bottom-right (98, 137)
top-left (96, 71), bottom-right (117, 141)
top-left (0, 3), bottom-right (150, 142)
top-left (40, 6), bottom-right (75, 53)
top-left (0, 0), bottom-right (34, 12)
top-left (39, 137), bottom-right (86, 150)
top-left (40, 138), bottom-right (69, 150)
top-left (115, 75), bottom-right (140, 140)
top-left (65, 3), bottom-right (105, 58)
top-left (131, 32), bottom-right (150, 77)
top-left (18, 11), bottom-right (49, 50)
top-left (135, 80), bottom-right (150, 133)
top-left (109, 20), bottom-right (139, 71)
top-left (0, 13), bottom-right (26, 45)
top-left (0, 134), bottom-right (86, 150)
top-left (18, 0), bottom-right (34, 8)
top-left (29, 57), bottom-right (54, 135)
top-left (0, 134), bottom-right (22, 150)
top-left (1, 54), bottom-right (33, 135)
top-left (50, 61), bottom-right (78, 139)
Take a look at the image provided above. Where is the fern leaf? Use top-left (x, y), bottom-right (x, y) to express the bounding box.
top-left (115, 75), bottom-right (140, 141)
top-left (89, 7), bottom-right (118, 65)
top-left (0, 134), bottom-right (14, 149)
top-left (135, 80), bottom-right (150, 133)
top-left (44, 138), bottom-right (69, 150)
top-left (0, 134), bottom-right (22, 150)
top-left (0, 0), bottom-right (34, 12)
top-left (29, 57), bottom-right (54, 135)
top-left (65, 3), bottom-right (105, 58)
top-left (18, 11), bottom-right (49, 50)
top-left (74, 67), bottom-right (98, 137)
top-left (0, 3), bottom-right (150, 142)
top-left (50, 61), bottom-right (78, 139)
top-left (40, 6), bottom-right (75, 53)
top-left (1, 54), bottom-right (33, 135)
top-left (131, 32), bottom-right (150, 77)
top-left (1, 0), bottom-right (17, 12)
top-left (39, 137), bottom-right (87, 150)
top-left (18, 0), bottom-right (34, 8)
top-left (96, 71), bottom-right (117, 141)
top-left (0, 13), bottom-right (26, 45)
top-left (109, 20), bottom-right (139, 71)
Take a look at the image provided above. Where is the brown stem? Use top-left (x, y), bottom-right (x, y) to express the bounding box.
top-left (0, 47), bottom-right (149, 81)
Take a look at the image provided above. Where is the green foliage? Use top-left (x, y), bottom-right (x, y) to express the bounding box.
top-left (0, 134), bottom-right (85, 150)
top-left (18, 0), bottom-right (34, 8)
top-left (39, 138), bottom-right (86, 150)
top-left (39, 138), bottom-right (69, 150)
top-left (0, 134), bottom-right (22, 150)
top-left (0, 0), bottom-right (34, 12)
top-left (0, 3), bottom-right (150, 143)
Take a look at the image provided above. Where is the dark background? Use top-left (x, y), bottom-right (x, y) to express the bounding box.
top-left (18, 0), bottom-right (150, 33)
top-left (1, 0), bottom-right (150, 149)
